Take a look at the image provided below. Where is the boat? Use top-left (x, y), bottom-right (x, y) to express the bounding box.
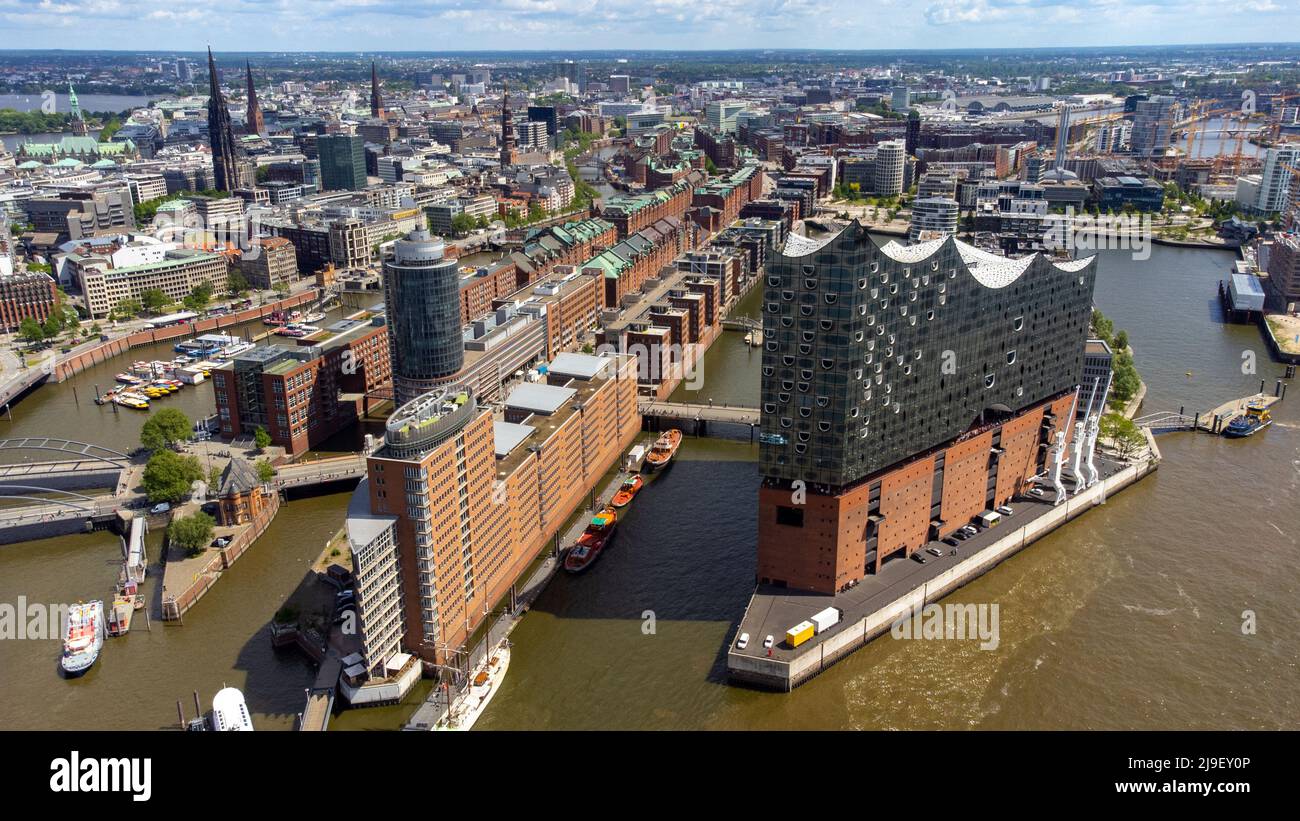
top-left (642, 429), bottom-right (682, 472)
top-left (563, 507), bottom-right (617, 573)
top-left (744, 329), bottom-right (763, 347)
top-left (1223, 403), bottom-right (1272, 438)
top-left (610, 474), bottom-right (644, 508)
top-left (60, 601), bottom-right (105, 675)
top-left (301, 311), bottom-right (326, 323)
top-left (175, 333), bottom-right (235, 357)
top-left (113, 393), bottom-right (150, 410)
top-left (211, 687), bottom-right (255, 731)
top-left (221, 341), bottom-right (254, 358)
top-left (435, 642), bottom-right (510, 731)
top-left (106, 595), bottom-right (134, 637)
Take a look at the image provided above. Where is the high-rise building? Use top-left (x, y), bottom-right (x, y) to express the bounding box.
top-left (873, 139), bottom-right (905, 197)
top-left (1253, 145), bottom-right (1299, 216)
top-left (383, 230), bottom-right (464, 406)
top-left (756, 223), bottom-right (1096, 593)
top-left (1129, 94), bottom-right (1175, 157)
top-left (317, 134), bottom-right (367, 191)
top-left (244, 61), bottom-right (265, 137)
top-left (905, 109), bottom-right (920, 157)
top-left (908, 196), bottom-right (959, 240)
top-left (206, 48), bottom-right (240, 193)
top-left (890, 85), bottom-right (910, 112)
top-left (370, 61), bottom-right (385, 119)
top-left (345, 352), bottom-right (640, 672)
top-left (706, 100), bottom-right (748, 135)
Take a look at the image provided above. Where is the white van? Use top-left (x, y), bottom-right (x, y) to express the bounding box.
top-left (975, 510), bottom-right (1002, 529)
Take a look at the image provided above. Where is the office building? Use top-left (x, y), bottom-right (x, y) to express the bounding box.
top-left (756, 223), bottom-right (1096, 593)
top-left (213, 318), bottom-right (391, 455)
top-left (908, 197), bottom-right (959, 240)
top-left (1129, 95), bottom-right (1175, 157)
top-left (873, 140), bottom-right (905, 198)
top-left (1252, 145), bottom-right (1299, 216)
top-left (706, 100), bottom-right (748, 135)
top-left (345, 352), bottom-right (640, 672)
top-left (383, 230), bottom-right (464, 406)
top-left (318, 134), bottom-right (367, 191)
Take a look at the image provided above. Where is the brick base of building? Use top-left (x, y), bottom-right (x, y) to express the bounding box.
top-left (756, 391), bottom-right (1079, 594)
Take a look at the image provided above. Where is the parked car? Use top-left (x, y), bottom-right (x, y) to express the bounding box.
top-left (149, 502), bottom-right (171, 515)
top-left (996, 505), bottom-right (1014, 516)
top-left (926, 547), bottom-right (944, 557)
top-left (1029, 487), bottom-right (1045, 498)
top-left (762, 635), bottom-right (774, 649)
top-left (211, 537), bottom-right (231, 548)
top-left (942, 537), bottom-right (960, 547)
top-left (953, 530), bottom-right (970, 541)
top-left (736, 632), bottom-right (750, 650)
top-left (912, 552), bottom-right (928, 564)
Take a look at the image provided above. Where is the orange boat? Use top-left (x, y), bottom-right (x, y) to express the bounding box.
top-left (610, 475), bottom-right (644, 508)
top-left (564, 508), bottom-right (617, 573)
top-left (642, 429), bottom-right (682, 472)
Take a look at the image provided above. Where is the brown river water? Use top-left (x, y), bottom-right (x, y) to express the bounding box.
top-left (0, 244), bottom-right (1296, 730)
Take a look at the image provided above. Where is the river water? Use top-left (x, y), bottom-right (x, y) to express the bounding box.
top-left (1, 242), bottom-right (1296, 730)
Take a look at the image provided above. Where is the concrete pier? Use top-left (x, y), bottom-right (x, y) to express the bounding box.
top-left (726, 448), bottom-right (1159, 691)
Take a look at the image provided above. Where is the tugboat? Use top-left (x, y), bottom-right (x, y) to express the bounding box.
top-left (610, 475), bottom-right (644, 509)
top-left (61, 601), bottom-right (105, 676)
top-left (563, 508), bottom-right (617, 573)
top-left (642, 428), bottom-right (682, 472)
top-left (1223, 402), bottom-right (1272, 438)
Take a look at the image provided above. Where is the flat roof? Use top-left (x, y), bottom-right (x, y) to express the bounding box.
top-left (344, 479), bottom-right (398, 547)
top-left (1231, 272), bottom-right (1266, 296)
top-left (493, 421), bottom-right (536, 458)
top-left (504, 382), bottom-right (576, 416)
top-left (547, 352), bottom-right (607, 381)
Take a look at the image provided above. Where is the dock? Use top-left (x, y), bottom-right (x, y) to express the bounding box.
top-left (1134, 389), bottom-right (1284, 434)
top-left (727, 444), bottom-right (1159, 691)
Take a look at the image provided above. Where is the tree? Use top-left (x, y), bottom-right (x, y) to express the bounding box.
top-left (112, 298), bottom-right (142, 320)
top-left (1114, 329), bottom-right (1129, 351)
top-left (167, 511), bottom-right (215, 557)
top-left (183, 281), bottom-right (213, 313)
top-left (208, 465), bottom-right (221, 492)
top-left (253, 427), bottom-right (272, 451)
top-left (18, 317), bottom-right (43, 344)
top-left (256, 460), bottom-right (276, 483)
top-left (450, 212), bottom-right (477, 237)
top-left (1100, 413), bottom-right (1146, 460)
top-left (140, 288), bottom-right (168, 314)
top-left (42, 313), bottom-right (62, 339)
top-left (227, 270), bottom-right (250, 295)
top-left (141, 449), bottom-right (204, 503)
top-left (140, 407), bottom-right (192, 451)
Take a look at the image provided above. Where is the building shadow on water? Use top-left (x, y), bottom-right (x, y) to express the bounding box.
top-left (526, 457), bottom-right (761, 628)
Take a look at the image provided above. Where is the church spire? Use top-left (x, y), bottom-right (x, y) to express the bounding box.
top-left (206, 48), bottom-right (239, 192)
top-left (499, 81), bottom-right (516, 167)
top-left (245, 60), bottom-right (264, 136)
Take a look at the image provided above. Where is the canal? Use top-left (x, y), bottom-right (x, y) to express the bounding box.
top-left (0, 240), bottom-right (1296, 730)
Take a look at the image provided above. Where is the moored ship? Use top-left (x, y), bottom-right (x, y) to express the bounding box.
top-left (563, 508), bottom-right (617, 573)
top-left (211, 687), bottom-right (255, 731)
top-left (1223, 403), bottom-right (1272, 438)
top-left (435, 641), bottom-right (510, 731)
top-left (610, 475), bottom-right (644, 508)
top-left (61, 601), bottom-right (105, 676)
top-left (642, 429), bottom-right (682, 472)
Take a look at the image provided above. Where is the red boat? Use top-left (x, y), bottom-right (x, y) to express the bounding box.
top-left (610, 475), bottom-right (643, 509)
top-left (563, 508), bottom-right (617, 573)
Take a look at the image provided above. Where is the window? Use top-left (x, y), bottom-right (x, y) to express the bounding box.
top-left (985, 374), bottom-right (996, 389)
top-left (1006, 350), bottom-right (1017, 364)
top-left (1013, 316), bottom-right (1024, 331)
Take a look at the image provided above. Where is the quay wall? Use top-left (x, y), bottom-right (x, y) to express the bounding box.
top-left (161, 491), bottom-right (282, 621)
top-left (55, 290), bottom-right (320, 383)
top-left (727, 452), bottom-right (1159, 691)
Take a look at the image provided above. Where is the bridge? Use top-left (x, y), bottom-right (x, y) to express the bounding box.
top-left (1134, 392), bottom-right (1282, 435)
top-left (722, 317), bottom-right (761, 332)
top-left (272, 454), bottom-right (367, 490)
top-left (0, 367), bottom-right (53, 410)
top-left (0, 437), bottom-right (129, 466)
top-left (639, 400), bottom-right (760, 427)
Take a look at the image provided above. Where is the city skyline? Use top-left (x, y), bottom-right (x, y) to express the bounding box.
top-left (1, 1), bottom-right (1298, 52)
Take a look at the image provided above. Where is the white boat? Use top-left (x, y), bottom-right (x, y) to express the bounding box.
top-left (435, 641), bottom-right (510, 731)
top-left (302, 311), bottom-right (326, 323)
top-left (220, 341), bottom-right (255, 358)
top-left (211, 687), bottom-right (255, 731)
top-left (61, 601), bottom-right (105, 676)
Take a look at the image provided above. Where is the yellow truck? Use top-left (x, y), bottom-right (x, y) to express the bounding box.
top-left (786, 620), bottom-right (815, 648)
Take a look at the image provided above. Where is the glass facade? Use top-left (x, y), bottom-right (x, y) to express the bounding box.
top-left (383, 230), bottom-right (464, 406)
top-left (759, 223), bottom-right (1096, 489)
top-left (317, 134), bottom-right (366, 191)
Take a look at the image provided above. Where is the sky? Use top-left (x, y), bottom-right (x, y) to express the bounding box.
top-left (0, 0), bottom-right (1297, 52)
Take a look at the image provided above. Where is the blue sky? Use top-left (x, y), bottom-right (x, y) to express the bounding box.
top-left (0, 0), bottom-right (1296, 51)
